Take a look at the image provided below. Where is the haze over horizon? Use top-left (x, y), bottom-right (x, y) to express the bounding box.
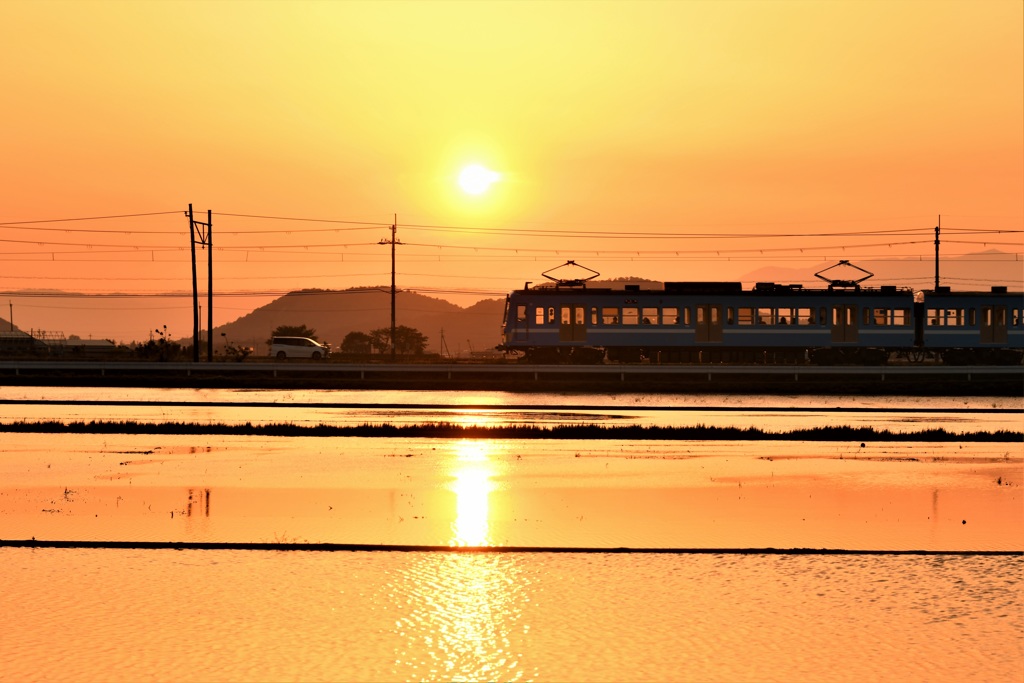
top-left (1, 1), bottom-right (1021, 342)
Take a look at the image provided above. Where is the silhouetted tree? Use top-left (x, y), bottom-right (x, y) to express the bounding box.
top-left (368, 329), bottom-right (391, 355)
top-left (340, 331), bottom-right (373, 354)
top-left (369, 325), bottom-right (428, 355)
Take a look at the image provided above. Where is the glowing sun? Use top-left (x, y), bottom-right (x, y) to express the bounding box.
top-left (458, 164), bottom-right (501, 195)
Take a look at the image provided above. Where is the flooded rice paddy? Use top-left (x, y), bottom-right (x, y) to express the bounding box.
top-left (1, 387), bottom-right (1021, 681)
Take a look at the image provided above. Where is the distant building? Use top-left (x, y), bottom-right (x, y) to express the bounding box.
top-left (0, 331), bottom-right (48, 356)
top-left (64, 338), bottom-right (119, 358)
top-left (0, 331), bottom-right (120, 358)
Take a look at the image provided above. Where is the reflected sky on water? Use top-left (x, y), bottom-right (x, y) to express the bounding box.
top-left (1, 432), bottom-right (1019, 551)
top-left (1, 386), bottom-right (1021, 433)
top-left (1, 388), bottom-right (1021, 682)
top-left (1, 548), bottom-right (1020, 683)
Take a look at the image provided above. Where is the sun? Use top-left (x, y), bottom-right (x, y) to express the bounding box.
top-left (458, 164), bottom-right (501, 195)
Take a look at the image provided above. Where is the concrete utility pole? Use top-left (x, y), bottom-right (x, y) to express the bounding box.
top-left (188, 204), bottom-right (213, 362)
top-left (934, 215), bottom-right (941, 291)
top-left (379, 215), bottom-right (401, 362)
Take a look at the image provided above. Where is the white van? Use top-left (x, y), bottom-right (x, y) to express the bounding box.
top-left (269, 336), bottom-right (330, 360)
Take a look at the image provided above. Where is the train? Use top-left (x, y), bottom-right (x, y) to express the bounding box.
top-left (498, 261), bottom-right (1024, 365)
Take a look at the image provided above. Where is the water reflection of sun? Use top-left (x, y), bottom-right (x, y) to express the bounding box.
top-left (450, 409), bottom-right (503, 429)
top-left (449, 440), bottom-right (500, 547)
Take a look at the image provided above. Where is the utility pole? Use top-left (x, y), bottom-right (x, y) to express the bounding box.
top-left (379, 214), bottom-right (401, 362)
top-left (188, 204), bottom-right (213, 362)
top-left (934, 215), bottom-right (941, 291)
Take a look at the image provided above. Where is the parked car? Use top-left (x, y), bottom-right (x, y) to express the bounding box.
top-left (269, 336), bottom-right (330, 360)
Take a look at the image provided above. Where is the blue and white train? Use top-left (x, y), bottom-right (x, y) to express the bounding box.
top-left (498, 262), bottom-right (1024, 365)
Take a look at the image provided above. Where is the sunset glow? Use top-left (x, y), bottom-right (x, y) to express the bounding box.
top-left (0, 0), bottom-right (1020, 342)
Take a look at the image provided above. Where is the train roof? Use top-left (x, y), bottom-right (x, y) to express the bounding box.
top-left (517, 282), bottom-right (914, 296)
top-left (515, 282), bottom-right (1019, 297)
top-left (923, 286), bottom-right (1023, 297)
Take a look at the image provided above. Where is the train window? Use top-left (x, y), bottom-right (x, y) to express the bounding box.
top-left (561, 308), bottom-right (571, 325)
top-left (576, 307), bottom-right (585, 325)
top-left (662, 307), bottom-right (678, 325)
top-left (602, 307), bottom-right (618, 324)
top-left (929, 308), bottom-right (966, 326)
top-left (796, 308), bottom-right (814, 325)
top-left (737, 308), bottom-right (754, 325)
top-left (591, 308), bottom-right (598, 325)
top-left (641, 307), bottom-right (658, 324)
top-left (757, 308), bottom-right (772, 325)
top-left (516, 305), bottom-right (527, 322)
top-left (535, 307), bottom-right (545, 325)
top-left (622, 307), bottom-right (639, 325)
top-left (997, 308), bottom-right (1007, 326)
top-left (547, 307), bottom-right (556, 324)
top-left (819, 307), bottom-right (827, 326)
top-left (778, 308), bottom-right (795, 325)
top-left (969, 309), bottom-right (977, 326)
top-left (1013, 310), bottom-right (1021, 327)
top-left (863, 308), bottom-right (872, 325)
top-left (892, 309), bottom-right (908, 326)
top-left (682, 307), bottom-right (691, 326)
top-left (726, 308), bottom-right (735, 325)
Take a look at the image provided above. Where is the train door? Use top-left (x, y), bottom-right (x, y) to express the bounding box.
top-left (695, 304), bottom-right (723, 343)
top-left (559, 305), bottom-right (587, 342)
top-left (831, 305), bottom-right (859, 343)
top-left (980, 305), bottom-right (1008, 344)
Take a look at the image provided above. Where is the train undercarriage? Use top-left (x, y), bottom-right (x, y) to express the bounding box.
top-left (511, 345), bottom-right (1023, 366)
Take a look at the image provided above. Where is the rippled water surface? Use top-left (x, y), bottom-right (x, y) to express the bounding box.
top-left (1, 387), bottom-right (1021, 681)
top-left (2, 549), bottom-right (1020, 683)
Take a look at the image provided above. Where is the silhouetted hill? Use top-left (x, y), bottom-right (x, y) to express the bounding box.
top-left (0, 317), bottom-right (25, 335)
top-left (214, 287), bottom-right (506, 357)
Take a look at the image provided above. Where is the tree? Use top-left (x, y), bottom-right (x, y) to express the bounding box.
top-left (369, 325), bottom-right (428, 355)
top-left (340, 331), bottom-right (373, 354)
top-left (268, 324), bottom-right (317, 347)
top-left (368, 328), bottom-right (391, 355)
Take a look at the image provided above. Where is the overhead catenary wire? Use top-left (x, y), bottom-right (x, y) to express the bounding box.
top-left (1, 209), bottom-right (1020, 295)
top-left (2, 209), bottom-right (1020, 238)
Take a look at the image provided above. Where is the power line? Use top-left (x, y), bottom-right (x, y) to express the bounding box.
top-left (400, 223), bottom-right (1023, 239)
top-left (0, 211), bottom-right (181, 225)
top-left (6, 211), bottom-right (1019, 240)
top-left (214, 212), bottom-right (390, 227)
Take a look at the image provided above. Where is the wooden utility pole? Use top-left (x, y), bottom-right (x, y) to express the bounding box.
top-left (188, 204), bottom-right (213, 362)
top-left (934, 215), bottom-right (941, 291)
top-left (379, 215), bottom-right (400, 362)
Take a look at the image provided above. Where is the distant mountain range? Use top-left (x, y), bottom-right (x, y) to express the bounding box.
top-left (216, 288), bottom-right (507, 358)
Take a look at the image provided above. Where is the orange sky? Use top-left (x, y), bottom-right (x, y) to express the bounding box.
top-left (1, 0), bottom-right (1021, 340)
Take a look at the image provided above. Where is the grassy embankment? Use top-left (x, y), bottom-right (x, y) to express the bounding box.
top-left (1, 420), bottom-right (1020, 442)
